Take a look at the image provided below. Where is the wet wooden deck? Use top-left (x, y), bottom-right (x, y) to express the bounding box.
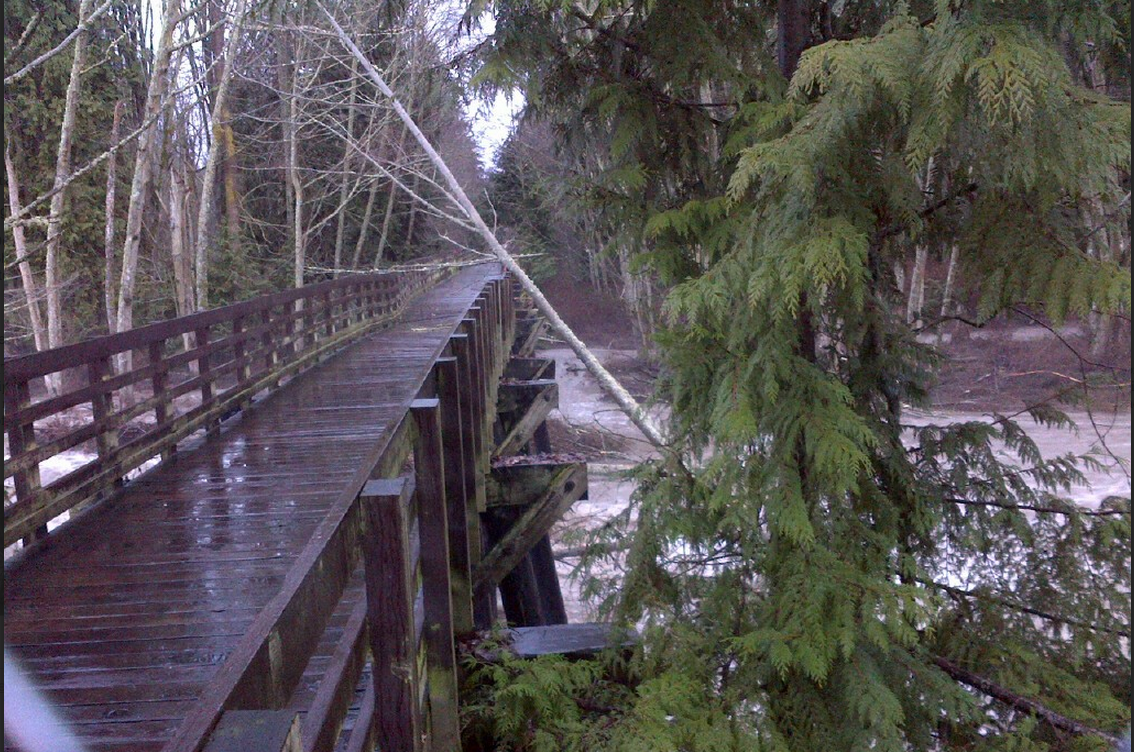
top-left (4, 264), bottom-right (503, 752)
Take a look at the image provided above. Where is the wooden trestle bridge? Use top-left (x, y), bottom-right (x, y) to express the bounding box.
top-left (4, 262), bottom-right (617, 752)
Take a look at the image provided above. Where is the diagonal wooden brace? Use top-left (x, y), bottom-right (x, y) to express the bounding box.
top-left (504, 357), bottom-right (555, 381)
top-left (494, 379), bottom-right (559, 458)
top-left (511, 314), bottom-right (547, 358)
top-left (475, 461), bottom-right (588, 590)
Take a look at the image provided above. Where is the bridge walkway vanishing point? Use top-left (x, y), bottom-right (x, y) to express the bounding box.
top-left (4, 262), bottom-right (611, 752)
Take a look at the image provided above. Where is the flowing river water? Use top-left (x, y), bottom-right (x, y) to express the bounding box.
top-left (541, 347), bottom-right (1132, 622)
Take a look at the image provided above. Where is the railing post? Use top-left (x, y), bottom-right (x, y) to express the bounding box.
top-left (410, 398), bottom-right (460, 751)
top-left (322, 290), bottom-right (334, 342)
top-left (360, 476), bottom-right (423, 752)
top-left (435, 357), bottom-right (474, 635)
top-left (232, 317), bottom-right (252, 410)
top-left (88, 355), bottom-right (122, 495)
top-left (4, 378), bottom-right (46, 545)
top-left (196, 326), bottom-right (218, 434)
top-left (149, 340), bottom-right (176, 461)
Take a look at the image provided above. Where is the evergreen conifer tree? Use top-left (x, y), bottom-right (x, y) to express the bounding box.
top-left (467, 1), bottom-right (1131, 749)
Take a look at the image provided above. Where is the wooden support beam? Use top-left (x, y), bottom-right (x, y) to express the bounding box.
top-left (494, 380), bottom-right (558, 458)
top-left (482, 509), bottom-right (544, 627)
top-left (528, 533), bottom-right (568, 625)
top-left (512, 314), bottom-right (546, 358)
top-left (504, 357), bottom-right (555, 381)
top-left (507, 623), bottom-right (638, 659)
top-left (360, 477), bottom-right (423, 752)
top-left (410, 398), bottom-right (461, 752)
top-left (435, 357), bottom-right (474, 635)
top-left (475, 462), bottom-right (588, 590)
top-left (486, 458), bottom-right (587, 508)
top-left (300, 597), bottom-right (368, 752)
top-left (204, 711), bottom-right (302, 752)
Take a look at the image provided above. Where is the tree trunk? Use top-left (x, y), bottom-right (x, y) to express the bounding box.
top-left (221, 104), bottom-right (241, 256)
top-left (352, 177), bottom-right (381, 269)
top-left (940, 245), bottom-right (959, 318)
top-left (5, 142), bottom-right (48, 353)
top-left (116, 0), bottom-right (181, 385)
top-left (104, 101), bottom-right (123, 335)
top-left (324, 9), bottom-right (667, 450)
top-left (907, 244), bottom-right (928, 326)
top-left (170, 155), bottom-right (197, 355)
top-left (43, 0), bottom-right (96, 394)
top-left (289, 80), bottom-right (304, 289)
top-left (372, 122), bottom-right (411, 267)
top-left (194, 0), bottom-right (247, 311)
top-left (275, 11), bottom-right (295, 271)
top-left (404, 170), bottom-right (421, 250)
top-left (332, 58), bottom-right (359, 277)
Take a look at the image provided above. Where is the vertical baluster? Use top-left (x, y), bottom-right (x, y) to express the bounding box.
top-left (195, 326), bottom-right (218, 434)
top-left (88, 355), bottom-right (122, 496)
top-left (232, 316), bottom-right (251, 410)
top-left (261, 307), bottom-right (278, 388)
top-left (149, 340), bottom-right (175, 462)
top-left (323, 289), bottom-right (335, 341)
top-left (361, 476), bottom-right (423, 752)
top-left (5, 378), bottom-right (46, 545)
top-left (410, 398), bottom-right (460, 749)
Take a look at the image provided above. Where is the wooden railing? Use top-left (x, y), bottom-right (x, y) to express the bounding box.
top-left (3, 267), bottom-right (449, 550)
top-left (172, 274), bottom-right (515, 752)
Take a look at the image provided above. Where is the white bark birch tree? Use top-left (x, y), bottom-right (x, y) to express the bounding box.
top-left (5, 143), bottom-right (49, 354)
top-left (43, 0), bottom-right (97, 394)
top-left (116, 0), bottom-right (183, 379)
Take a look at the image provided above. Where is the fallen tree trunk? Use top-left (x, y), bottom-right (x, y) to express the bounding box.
top-left (319, 4), bottom-right (667, 452)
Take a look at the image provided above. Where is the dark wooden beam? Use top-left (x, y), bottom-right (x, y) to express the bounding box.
top-left (504, 357), bottom-right (555, 381)
top-left (203, 711), bottom-right (302, 752)
top-left (494, 380), bottom-right (559, 458)
top-left (360, 476), bottom-right (423, 752)
top-left (487, 458), bottom-right (587, 508)
top-left (475, 463), bottom-right (588, 590)
top-left (410, 399), bottom-right (461, 752)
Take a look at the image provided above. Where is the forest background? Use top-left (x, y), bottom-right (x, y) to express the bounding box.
top-left (4, 0), bottom-right (1132, 750)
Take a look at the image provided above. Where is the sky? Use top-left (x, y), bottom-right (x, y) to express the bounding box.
top-left (467, 90), bottom-right (524, 170)
top-left (449, 10), bottom-right (525, 171)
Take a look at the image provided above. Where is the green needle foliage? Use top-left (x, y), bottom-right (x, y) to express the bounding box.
top-left (469, 0), bottom-right (1130, 749)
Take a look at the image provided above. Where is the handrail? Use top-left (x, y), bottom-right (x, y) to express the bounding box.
top-left (178, 272), bottom-right (515, 752)
top-left (3, 267), bottom-right (451, 550)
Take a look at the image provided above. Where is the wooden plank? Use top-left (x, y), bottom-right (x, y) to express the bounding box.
top-left (359, 476), bottom-right (422, 752)
top-left (410, 399), bottom-right (461, 752)
top-left (164, 479), bottom-right (366, 751)
top-left (299, 595), bottom-right (368, 752)
top-left (507, 623), bottom-right (638, 659)
top-left (341, 683), bottom-right (376, 752)
top-left (203, 711), bottom-right (302, 752)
